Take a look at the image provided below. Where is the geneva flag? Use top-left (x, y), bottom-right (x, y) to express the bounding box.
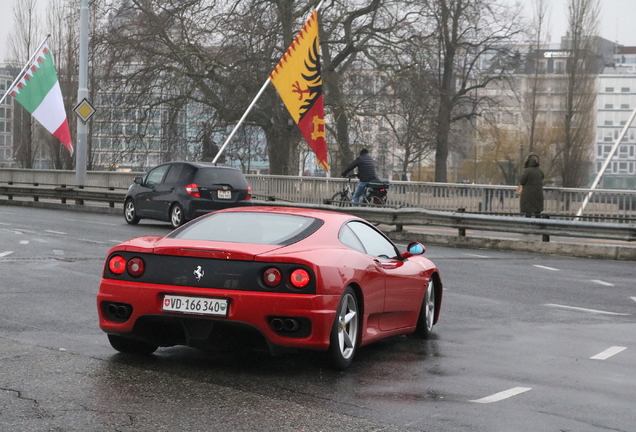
top-left (269, 10), bottom-right (328, 172)
top-left (9, 43), bottom-right (73, 155)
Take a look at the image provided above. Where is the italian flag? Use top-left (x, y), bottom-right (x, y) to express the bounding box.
top-left (9, 43), bottom-right (73, 155)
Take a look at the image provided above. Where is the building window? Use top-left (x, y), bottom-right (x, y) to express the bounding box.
top-left (621, 104), bottom-right (630, 109)
top-left (605, 104), bottom-right (613, 109)
top-left (621, 87), bottom-right (630, 92)
top-left (605, 87), bottom-right (614, 92)
top-left (604, 120), bottom-right (613, 125)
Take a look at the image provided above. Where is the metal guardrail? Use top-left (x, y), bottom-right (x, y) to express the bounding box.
top-left (1, 183), bottom-right (635, 244)
top-left (1, 168), bottom-right (636, 221)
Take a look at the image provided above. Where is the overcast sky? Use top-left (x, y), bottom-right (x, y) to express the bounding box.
top-left (1, 0), bottom-right (636, 66)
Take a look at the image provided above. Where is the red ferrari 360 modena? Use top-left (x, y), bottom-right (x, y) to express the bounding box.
top-left (97, 206), bottom-right (442, 369)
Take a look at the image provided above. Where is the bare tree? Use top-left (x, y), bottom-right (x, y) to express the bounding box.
top-left (420, 0), bottom-right (523, 183)
top-left (8, 0), bottom-right (43, 168)
top-left (557, 0), bottom-right (599, 187)
top-left (524, 0), bottom-right (548, 155)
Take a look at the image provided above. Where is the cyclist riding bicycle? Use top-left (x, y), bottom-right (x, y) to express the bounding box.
top-left (341, 148), bottom-right (377, 204)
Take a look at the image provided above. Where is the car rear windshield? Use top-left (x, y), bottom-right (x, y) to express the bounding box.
top-left (194, 168), bottom-right (249, 188)
top-left (170, 212), bottom-right (323, 245)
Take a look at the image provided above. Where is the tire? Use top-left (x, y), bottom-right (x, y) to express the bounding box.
top-left (108, 334), bottom-right (158, 355)
top-left (170, 203), bottom-right (185, 228)
top-left (330, 192), bottom-right (350, 207)
top-left (414, 280), bottom-right (435, 339)
top-left (124, 199), bottom-right (140, 224)
top-left (328, 287), bottom-right (359, 370)
top-left (372, 195), bottom-right (385, 205)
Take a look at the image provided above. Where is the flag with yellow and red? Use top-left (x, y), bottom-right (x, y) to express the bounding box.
top-left (269, 10), bottom-right (328, 172)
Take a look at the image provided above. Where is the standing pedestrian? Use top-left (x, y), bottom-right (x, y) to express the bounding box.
top-left (341, 148), bottom-right (377, 204)
top-left (518, 152), bottom-right (544, 217)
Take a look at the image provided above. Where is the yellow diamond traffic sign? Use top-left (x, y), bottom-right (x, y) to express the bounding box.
top-left (73, 98), bottom-right (96, 123)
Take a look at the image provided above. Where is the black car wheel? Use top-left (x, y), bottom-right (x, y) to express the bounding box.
top-left (108, 334), bottom-right (157, 355)
top-left (415, 280), bottom-right (435, 339)
top-left (170, 203), bottom-right (185, 228)
top-left (328, 287), bottom-right (359, 369)
top-left (124, 199), bottom-right (140, 224)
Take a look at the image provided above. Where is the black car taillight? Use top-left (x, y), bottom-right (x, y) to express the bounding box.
top-left (185, 183), bottom-right (200, 198)
top-left (246, 185), bottom-right (252, 200)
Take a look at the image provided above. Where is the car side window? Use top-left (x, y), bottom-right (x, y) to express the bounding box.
top-left (346, 221), bottom-right (399, 259)
top-left (163, 164), bottom-right (183, 184)
top-left (144, 165), bottom-right (170, 186)
top-left (338, 224), bottom-right (365, 253)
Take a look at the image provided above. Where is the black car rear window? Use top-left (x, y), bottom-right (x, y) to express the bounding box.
top-left (194, 168), bottom-right (249, 188)
top-left (169, 212), bottom-right (323, 245)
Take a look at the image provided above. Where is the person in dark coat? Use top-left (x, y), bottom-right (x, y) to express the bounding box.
top-left (341, 148), bottom-right (377, 203)
top-left (519, 153), bottom-right (544, 217)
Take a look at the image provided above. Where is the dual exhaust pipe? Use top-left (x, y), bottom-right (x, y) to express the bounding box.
top-left (105, 302), bottom-right (132, 321)
top-left (270, 317), bottom-right (300, 333)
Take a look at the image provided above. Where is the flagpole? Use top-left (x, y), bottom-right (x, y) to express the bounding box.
top-left (212, 1), bottom-right (325, 164)
top-left (0, 35), bottom-right (51, 106)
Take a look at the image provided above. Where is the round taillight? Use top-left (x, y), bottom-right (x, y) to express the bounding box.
top-left (263, 267), bottom-right (282, 288)
top-left (108, 255), bottom-right (126, 275)
top-left (127, 257), bottom-right (145, 277)
top-left (290, 269), bottom-right (310, 288)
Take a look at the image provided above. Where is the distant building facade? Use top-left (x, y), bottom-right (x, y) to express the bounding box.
top-left (0, 66), bottom-right (15, 167)
top-left (596, 65), bottom-right (636, 189)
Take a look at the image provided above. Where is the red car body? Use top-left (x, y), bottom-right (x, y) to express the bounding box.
top-left (97, 206), bottom-right (442, 368)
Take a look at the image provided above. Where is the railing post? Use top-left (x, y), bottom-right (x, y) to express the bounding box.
top-left (457, 208), bottom-right (466, 237)
top-left (542, 214), bottom-right (550, 242)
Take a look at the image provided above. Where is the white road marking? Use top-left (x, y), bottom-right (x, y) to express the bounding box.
top-left (463, 253), bottom-right (490, 258)
top-left (53, 250), bottom-right (65, 256)
top-left (12, 230), bottom-right (24, 235)
top-left (34, 239), bottom-right (48, 243)
top-left (76, 238), bottom-right (108, 244)
top-left (0, 251), bottom-right (15, 257)
top-left (533, 265), bottom-right (559, 271)
top-left (591, 280), bottom-right (614, 286)
top-left (471, 387), bottom-right (532, 403)
top-left (45, 230), bottom-right (67, 235)
top-left (632, 297), bottom-right (636, 303)
top-left (20, 240), bottom-right (29, 245)
top-left (109, 240), bottom-right (124, 243)
top-left (591, 346), bottom-right (627, 360)
top-left (66, 219), bottom-right (119, 226)
top-left (545, 303), bottom-right (630, 316)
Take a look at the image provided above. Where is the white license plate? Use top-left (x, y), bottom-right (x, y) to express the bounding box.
top-left (217, 190), bottom-right (232, 199)
top-left (162, 295), bottom-right (228, 316)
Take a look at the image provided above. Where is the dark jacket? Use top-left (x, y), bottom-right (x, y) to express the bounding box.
top-left (519, 157), bottom-right (544, 215)
top-left (341, 154), bottom-right (377, 182)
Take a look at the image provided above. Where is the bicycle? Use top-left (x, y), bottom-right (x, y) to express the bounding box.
top-left (329, 177), bottom-right (354, 206)
top-left (328, 176), bottom-right (389, 207)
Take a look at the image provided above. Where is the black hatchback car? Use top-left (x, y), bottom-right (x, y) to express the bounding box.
top-left (124, 162), bottom-right (253, 228)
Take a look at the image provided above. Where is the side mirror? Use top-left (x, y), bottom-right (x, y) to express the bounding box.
top-left (134, 176), bottom-right (143, 185)
top-left (401, 241), bottom-right (425, 259)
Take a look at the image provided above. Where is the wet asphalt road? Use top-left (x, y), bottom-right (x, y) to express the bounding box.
top-left (0, 206), bottom-right (635, 431)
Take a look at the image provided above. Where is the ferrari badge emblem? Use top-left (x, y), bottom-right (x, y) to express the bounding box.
top-left (193, 266), bottom-right (204, 281)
